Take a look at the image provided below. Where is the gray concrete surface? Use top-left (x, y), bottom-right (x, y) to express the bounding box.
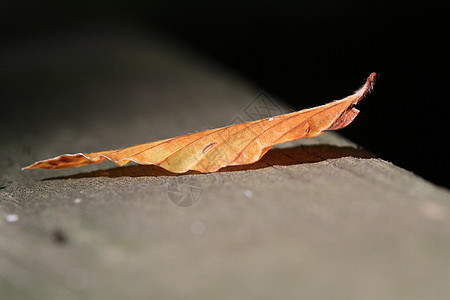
top-left (1, 26), bottom-right (449, 299)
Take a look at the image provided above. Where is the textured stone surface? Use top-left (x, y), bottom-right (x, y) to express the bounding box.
top-left (1, 27), bottom-right (449, 299)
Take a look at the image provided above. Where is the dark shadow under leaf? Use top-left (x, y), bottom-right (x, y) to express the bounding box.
top-left (43, 145), bottom-right (374, 180)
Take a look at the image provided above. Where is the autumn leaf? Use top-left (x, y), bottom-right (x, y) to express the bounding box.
top-left (23, 72), bottom-right (377, 173)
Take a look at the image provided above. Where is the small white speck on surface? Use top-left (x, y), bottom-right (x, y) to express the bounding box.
top-left (5, 214), bottom-right (19, 222)
top-left (244, 190), bottom-right (253, 198)
top-left (73, 198), bottom-right (83, 204)
top-left (191, 221), bottom-right (205, 235)
top-left (268, 117), bottom-right (274, 121)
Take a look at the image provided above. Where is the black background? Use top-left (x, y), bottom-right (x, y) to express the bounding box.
top-left (2, 1), bottom-right (448, 187)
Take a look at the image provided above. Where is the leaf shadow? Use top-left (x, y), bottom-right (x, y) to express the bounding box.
top-left (43, 145), bottom-right (375, 181)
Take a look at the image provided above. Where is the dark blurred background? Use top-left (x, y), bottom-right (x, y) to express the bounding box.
top-left (2, 1), bottom-right (448, 187)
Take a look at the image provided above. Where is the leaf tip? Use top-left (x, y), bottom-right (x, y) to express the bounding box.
top-left (354, 72), bottom-right (377, 100)
top-left (369, 72), bottom-right (377, 84)
top-left (21, 163), bottom-right (37, 170)
top-left (21, 164), bottom-right (33, 170)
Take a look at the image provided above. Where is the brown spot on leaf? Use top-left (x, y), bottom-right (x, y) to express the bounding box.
top-left (202, 142), bottom-right (217, 154)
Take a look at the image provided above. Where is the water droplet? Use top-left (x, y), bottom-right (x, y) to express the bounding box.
top-left (268, 117), bottom-right (274, 121)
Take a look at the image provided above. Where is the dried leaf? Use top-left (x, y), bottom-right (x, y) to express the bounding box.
top-left (23, 73), bottom-right (376, 173)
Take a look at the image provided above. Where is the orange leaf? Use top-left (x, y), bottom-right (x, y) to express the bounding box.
top-left (23, 73), bottom-right (376, 173)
